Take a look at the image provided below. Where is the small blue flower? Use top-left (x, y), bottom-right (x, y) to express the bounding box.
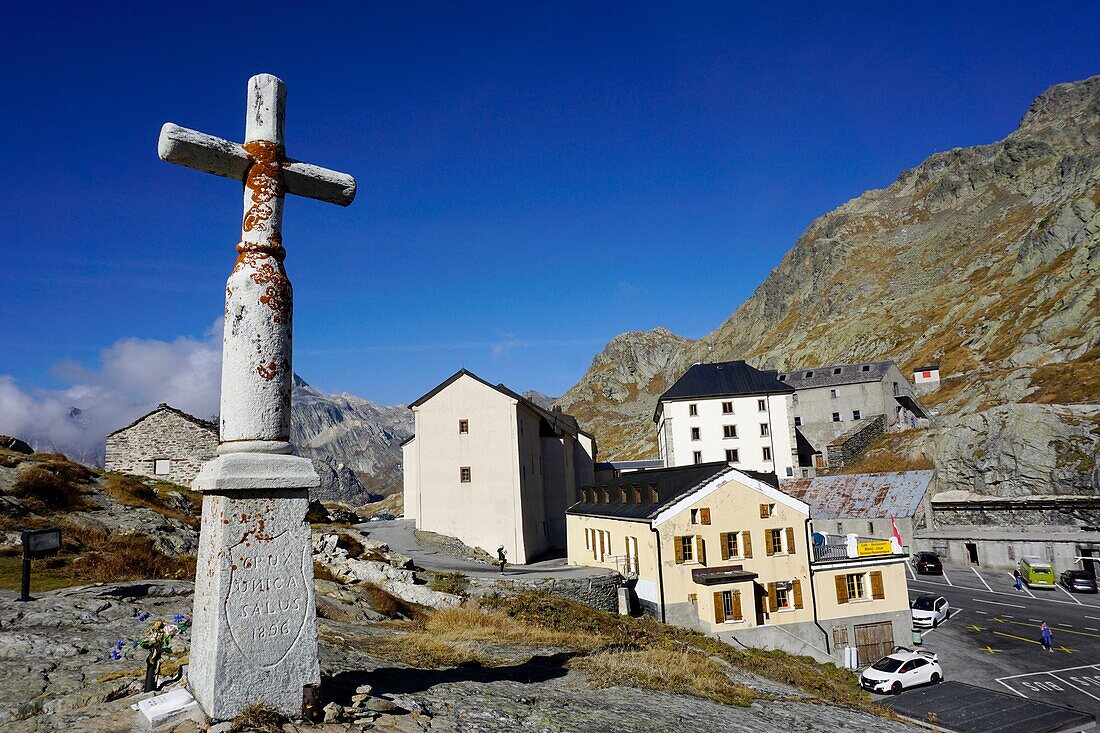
top-left (109, 650), bottom-right (121, 661)
top-left (172, 614), bottom-right (185, 624)
top-left (137, 611), bottom-right (150, 622)
top-left (115, 639), bottom-right (124, 650)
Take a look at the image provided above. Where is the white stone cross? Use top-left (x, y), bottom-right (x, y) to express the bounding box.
top-left (158, 74), bottom-right (354, 722)
top-left (159, 73), bottom-right (355, 453)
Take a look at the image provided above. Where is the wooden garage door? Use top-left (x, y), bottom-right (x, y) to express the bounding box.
top-left (854, 621), bottom-right (893, 667)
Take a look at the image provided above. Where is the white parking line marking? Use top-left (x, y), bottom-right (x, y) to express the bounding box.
top-left (908, 577), bottom-right (1084, 607)
top-left (970, 566), bottom-right (993, 591)
top-left (919, 608), bottom-right (964, 637)
top-left (997, 663), bottom-right (1100, 681)
top-left (996, 678), bottom-right (1029, 698)
top-left (972, 598), bottom-right (1026, 608)
top-left (975, 610), bottom-right (987, 615)
top-left (1051, 673), bottom-right (1100, 702)
top-left (1087, 627), bottom-right (1098, 631)
top-left (1086, 616), bottom-right (1100, 622)
top-left (906, 562), bottom-right (916, 581)
top-left (1058, 584), bottom-right (1084, 605)
top-left (1003, 614), bottom-right (1014, 618)
top-left (942, 569), bottom-right (954, 586)
top-left (1028, 618), bottom-right (1042, 622)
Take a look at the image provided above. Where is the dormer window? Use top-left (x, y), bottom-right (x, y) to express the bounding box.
top-left (805, 371), bottom-right (814, 378)
top-left (861, 364), bottom-right (871, 372)
top-left (833, 367), bottom-right (842, 375)
top-left (778, 374), bottom-right (786, 382)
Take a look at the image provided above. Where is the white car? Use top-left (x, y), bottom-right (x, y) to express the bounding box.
top-left (911, 594), bottom-right (950, 628)
top-left (860, 648), bottom-right (943, 694)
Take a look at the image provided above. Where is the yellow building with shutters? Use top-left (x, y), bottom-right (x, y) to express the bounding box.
top-left (567, 462), bottom-right (912, 667)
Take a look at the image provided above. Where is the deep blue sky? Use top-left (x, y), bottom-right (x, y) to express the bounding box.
top-left (1, 2), bottom-right (1097, 405)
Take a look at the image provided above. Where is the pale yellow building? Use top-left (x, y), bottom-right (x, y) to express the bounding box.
top-left (567, 462), bottom-right (911, 666)
top-left (403, 369), bottom-right (596, 564)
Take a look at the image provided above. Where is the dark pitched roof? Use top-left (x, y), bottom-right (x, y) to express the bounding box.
top-left (408, 368), bottom-right (586, 439)
top-left (107, 403), bottom-right (217, 438)
top-left (655, 361), bottom-right (792, 420)
top-left (777, 360), bottom-right (894, 389)
top-left (913, 365), bottom-right (940, 372)
top-left (568, 462), bottom-right (780, 522)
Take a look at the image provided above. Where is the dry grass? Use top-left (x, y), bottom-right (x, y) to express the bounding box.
top-left (69, 533), bottom-right (195, 582)
top-left (102, 473), bottom-right (199, 527)
top-left (371, 629), bottom-right (488, 668)
top-left (228, 703), bottom-right (285, 733)
top-left (570, 648), bottom-right (755, 707)
top-left (1024, 349), bottom-right (1100, 405)
top-left (313, 561), bottom-right (340, 583)
top-left (11, 466), bottom-right (91, 511)
top-left (360, 582), bottom-right (424, 620)
top-left (422, 605), bottom-right (604, 651)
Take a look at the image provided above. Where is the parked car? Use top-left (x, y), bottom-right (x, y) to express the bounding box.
top-left (911, 595), bottom-right (950, 628)
top-left (860, 648), bottom-right (943, 694)
top-left (911, 552), bottom-right (943, 575)
top-left (1060, 569), bottom-right (1099, 594)
top-left (1020, 557), bottom-right (1056, 588)
top-left (368, 513), bottom-right (396, 522)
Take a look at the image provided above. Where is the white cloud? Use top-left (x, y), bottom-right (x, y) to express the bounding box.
top-left (0, 322), bottom-right (223, 464)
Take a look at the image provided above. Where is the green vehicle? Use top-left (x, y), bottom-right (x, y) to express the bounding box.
top-left (1020, 557), bottom-right (1056, 588)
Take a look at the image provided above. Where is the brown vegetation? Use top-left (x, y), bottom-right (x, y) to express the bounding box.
top-left (68, 533), bottom-right (195, 582)
top-left (102, 473), bottom-right (199, 527)
top-left (1024, 349), bottom-right (1100, 405)
top-left (11, 465), bottom-right (94, 512)
top-left (228, 703), bottom-right (285, 733)
top-left (427, 571), bottom-right (469, 596)
top-left (571, 648), bottom-right (755, 706)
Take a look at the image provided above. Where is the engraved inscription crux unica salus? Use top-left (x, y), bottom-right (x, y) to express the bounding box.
top-left (223, 516), bottom-right (309, 666)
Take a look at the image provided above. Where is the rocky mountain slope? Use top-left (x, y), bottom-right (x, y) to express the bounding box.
top-left (559, 76), bottom-right (1100, 497)
top-left (292, 376), bottom-right (413, 501)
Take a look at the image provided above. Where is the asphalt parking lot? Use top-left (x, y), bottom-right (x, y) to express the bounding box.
top-left (901, 561), bottom-right (1100, 719)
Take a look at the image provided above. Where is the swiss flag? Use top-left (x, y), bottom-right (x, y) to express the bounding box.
top-left (890, 514), bottom-right (904, 550)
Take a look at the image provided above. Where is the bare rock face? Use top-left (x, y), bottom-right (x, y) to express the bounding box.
top-left (930, 404), bottom-right (1099, 498)
top-left (560, 75), bottom-right (1100, 497)
top-left (292, 376), bottom-right (412, 502)
top-left (556, 328), bottom-right (695, 459)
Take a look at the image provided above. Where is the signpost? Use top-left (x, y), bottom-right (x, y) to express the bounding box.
top-left (19, 528), bottom-right (61, 601)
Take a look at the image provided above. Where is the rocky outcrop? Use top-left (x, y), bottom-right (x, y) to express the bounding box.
top-left (559, 76), bottom-right (1100, 498)
top-left (557, 328), bottom-right (695, 459)
top-left (312, 530), bottom-right (461, 610)
top-left (292, 375), bottom-right (412, 502)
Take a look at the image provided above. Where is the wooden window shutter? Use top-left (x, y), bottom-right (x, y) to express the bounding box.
top-left (759, 503), bottom-right (769, 519)
top-left (835, 575), bottom-right (849, 604)
top-left (713, 592), bottom-right (725, 623)
top-left (732, 590), bottom-right (743, 620)
top-left (767, 582), bottom-right (777, 612)
top-left (765, 530), bottom-right (775, 557)
top-left (793, 579), bottom-right (803, 609)
top-left (786, 527), bottom-right (796, 555)
top-left (696, 535), bottom-right (706, 565)
top-left (700, 508), bottom-right (711, 525)
top-left (870, 571), bottom-right (885, 600)
top-left (720, 533), bottom-right (730, 561)
top-left (674, 537), bottom-right (685, 564)
top-left (742, 531), bottom-right (752, 558)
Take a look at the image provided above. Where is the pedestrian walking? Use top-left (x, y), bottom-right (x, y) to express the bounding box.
top-left (1013, 567), bottom-right (1023, 591)
top-left (1041, 621), bottom-right (1054, 652)
top-left (497, 546), bottom-right (507, 575)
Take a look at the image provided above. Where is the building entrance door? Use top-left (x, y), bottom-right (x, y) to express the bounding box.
top-left (966, 542), bottom-right (979, 565)
top-left (854, 621), bottom-right (893, 667)
top-left (1080, 547), bottom-right (1097, 579)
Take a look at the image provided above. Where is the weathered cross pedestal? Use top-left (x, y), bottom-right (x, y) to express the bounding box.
top-left (158, 74), bottom-right (355, 720)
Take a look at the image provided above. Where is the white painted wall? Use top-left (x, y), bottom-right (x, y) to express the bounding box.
top-left (657, 394), bottom-right (794, 477)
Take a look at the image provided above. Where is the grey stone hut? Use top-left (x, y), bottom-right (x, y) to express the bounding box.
top-left (105, 404), bottom-right (217, 486)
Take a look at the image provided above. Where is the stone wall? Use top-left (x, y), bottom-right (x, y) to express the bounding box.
top-left (826, 415), bottom-right (885, 467)
top-left (105, 406), bottom-right (217, 486)
top-left (470, 572), bottom-right (621, 613)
